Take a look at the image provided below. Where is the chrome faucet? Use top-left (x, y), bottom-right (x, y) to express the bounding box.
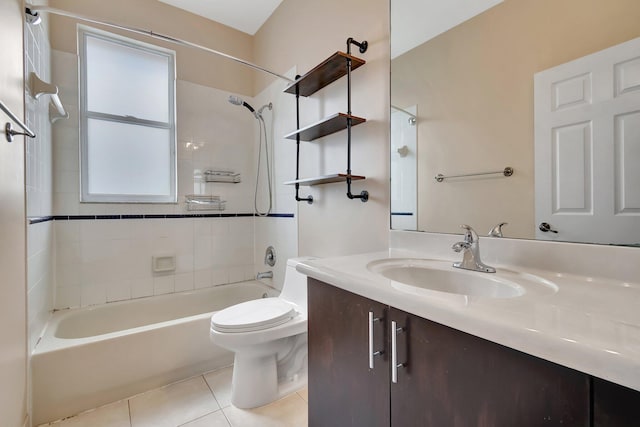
top-left (488, 222), bottom-right (508, 238)
top-left (256, 271), bottom-right (273, 280)
top-left (452, 224), bottom-right (496, 273)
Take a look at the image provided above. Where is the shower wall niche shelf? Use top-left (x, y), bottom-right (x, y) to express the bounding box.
top-left (204, 170), bottom-right (241, 183)
top-left (185, 195), bottom-right (226, 211)
top-left (284, 38), bottom-right (369, 204)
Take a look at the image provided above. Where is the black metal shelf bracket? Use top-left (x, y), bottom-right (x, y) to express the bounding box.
top-left (294, 77), bottom-right (314, 204)
top-left (347, 38), bottom-right (368, 54)
top-left (345, 38), bottom-right (369, 203)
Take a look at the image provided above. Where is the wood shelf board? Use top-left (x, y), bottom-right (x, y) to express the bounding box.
top-left (283, 174), bottom-right (366, 187)
top-left (284, 52), bottom-right (366, 97)
top-left (284, 113), bottom-right (366, 141)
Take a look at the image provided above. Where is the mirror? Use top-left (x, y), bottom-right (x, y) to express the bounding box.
top-left (391, 0), bottom-right (640, 246)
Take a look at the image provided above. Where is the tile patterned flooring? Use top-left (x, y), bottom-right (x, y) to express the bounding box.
top-left (39, 366), bottom-right (308, 427)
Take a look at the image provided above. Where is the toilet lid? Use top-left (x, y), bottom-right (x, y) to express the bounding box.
top-left (211, 298), bottom-right (297, 333)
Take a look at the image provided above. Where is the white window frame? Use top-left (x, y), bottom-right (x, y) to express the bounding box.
top-left (78, 26), bottom-right (177, 203)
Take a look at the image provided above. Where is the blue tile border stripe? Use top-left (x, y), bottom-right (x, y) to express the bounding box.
top-left (28, 212), bottom-right (295, 224)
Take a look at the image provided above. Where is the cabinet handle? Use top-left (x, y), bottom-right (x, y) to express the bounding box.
top-left (391, 320), bottom-right (406, 383)
top-left (368, 311), bottom-right (384, 369)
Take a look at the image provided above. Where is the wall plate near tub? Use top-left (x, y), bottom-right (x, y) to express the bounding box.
top-left (265, 246), bottom-right (276, 267)
top-left (152, 255), bottom-right (176, 273)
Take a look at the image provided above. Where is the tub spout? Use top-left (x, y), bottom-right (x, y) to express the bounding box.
top-left (256, 271), bottom-right (273, 280)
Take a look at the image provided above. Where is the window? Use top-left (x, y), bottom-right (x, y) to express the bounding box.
top-left (79, 27), bottom-right (176, 203)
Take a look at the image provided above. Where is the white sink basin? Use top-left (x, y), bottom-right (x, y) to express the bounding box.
top-left (367, 258), bottom-right (556, 299)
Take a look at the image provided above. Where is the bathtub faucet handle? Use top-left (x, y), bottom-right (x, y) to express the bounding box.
top-left (264, 246), bottom-right (276, 267)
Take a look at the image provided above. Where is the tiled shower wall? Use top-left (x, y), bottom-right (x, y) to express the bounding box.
top-left (25, 7), bottom-right (55, 352)
top-left (54, 216), bottom-right (256, 308)
top-left (253, 68), bottom-right (299, 289)
top-left (48, 49), bottom-right (298, 310)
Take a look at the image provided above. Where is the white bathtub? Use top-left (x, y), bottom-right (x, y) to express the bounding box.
top-left (31, 281), bottom-right (276, 425)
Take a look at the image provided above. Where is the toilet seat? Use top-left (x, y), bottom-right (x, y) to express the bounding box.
top-left (211, 298), bottom-right (297, 333)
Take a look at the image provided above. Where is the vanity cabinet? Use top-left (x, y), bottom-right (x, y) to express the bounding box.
top-left (593, 378), bottom-right (640, 426)
top-left (307, 277), bottom-right (389, 426)
top-left (308, 278), bottom-right (593, 426)
top-left (389, 307), bottom-right (589, 426)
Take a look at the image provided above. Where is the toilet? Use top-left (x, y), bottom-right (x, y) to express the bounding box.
top-left (209, 257), bottom-right (314, 409)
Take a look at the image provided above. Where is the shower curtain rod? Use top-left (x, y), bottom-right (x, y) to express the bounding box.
top-left (391, 105), bottom-right (416, 119)
top-left (25, 5), bottom-right (295, 84)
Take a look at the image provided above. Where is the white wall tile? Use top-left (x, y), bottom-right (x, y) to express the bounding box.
top-left (193, 218), bottom-right (212, 236)
top-left (211, 268), bottom-right (229, 286)
top-left (25, 14), bottom-right (55, 349)
top-left (210, 218), bottom-right (229, 236)
top-left (56, 285), bottom-right (81, 310)
top-left (106, 280), bottom-right (132, 303)
top-left (81, 283), bottom-right (107, 307)
top-left (229, 265), bottom-right (253, 283)
top-left (53, 192), bottom-right (80, 215)
top-left (127, 242), bottom-right (155, 279)
top-left (55, 240), bottom-right (80, 265)
top-left (176, 253), bottom-right (195, 274)
top-left (56, 262), bottom-right (81, 290)
top-left (153, 274), bottom-right (175, 295)
top-left (53, 170), bottom-right (78, 194)
top-left (27, 223), bottom-right (40, 258)
top-left (194, 269), bottom-right (213, 289)
top-left (125, 219), bottom-right (154, 240)
top-left (131, 277), bottom-right (154, 299)
top-left (56, 220), bottom-right (80, 242)
top-left (194, 237), bottom-right (213, 270)
top-left (211, 241), bottom-right (231, 267)
top-left (175, 272), bottom-right (195, 292)
top-left (81, 260), bottom-right (116, 288)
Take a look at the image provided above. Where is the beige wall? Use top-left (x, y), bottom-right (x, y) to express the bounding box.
top-left (0, 0), bottom-right (28, 425)
top-left (49, 0), bottom-right (255, 95)
top-left (392, 0), bottom-right (640, 239)
top-left (255, 0), bottom-right (390, 257)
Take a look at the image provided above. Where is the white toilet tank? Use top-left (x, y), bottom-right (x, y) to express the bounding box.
top-left (279, 257), bottom-right (316, 309)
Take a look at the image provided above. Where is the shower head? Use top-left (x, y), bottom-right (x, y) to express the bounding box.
top-left (256, 102), bottom-right (273, 117)
top-left (227, 95), bottom-right (244, 106)
top-left (228, 95), bottom-right (255, 114)
top-left (25, 7), bottom-right (42, 25)
top-left (228, 96), bottom-right (273, 119)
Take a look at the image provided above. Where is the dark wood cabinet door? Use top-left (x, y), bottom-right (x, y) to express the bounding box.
top-left (308, 278), bottom-right (390, 427)
top-left (389, 308), bottom-right (590, 427)
top-left (593, 377), bottom-right (640, 426)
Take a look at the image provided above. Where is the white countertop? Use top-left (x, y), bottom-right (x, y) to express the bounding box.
top-left (297, 248), bottom-right (640, 391)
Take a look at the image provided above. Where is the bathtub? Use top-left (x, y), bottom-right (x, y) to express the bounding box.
top-left (31, 281), bottom-right (277, 425)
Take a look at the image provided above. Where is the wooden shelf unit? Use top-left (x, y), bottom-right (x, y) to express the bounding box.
top-left (284, 39), bottom-right (370, 203)
top-left (284, 113), bottom-right (366, 141)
